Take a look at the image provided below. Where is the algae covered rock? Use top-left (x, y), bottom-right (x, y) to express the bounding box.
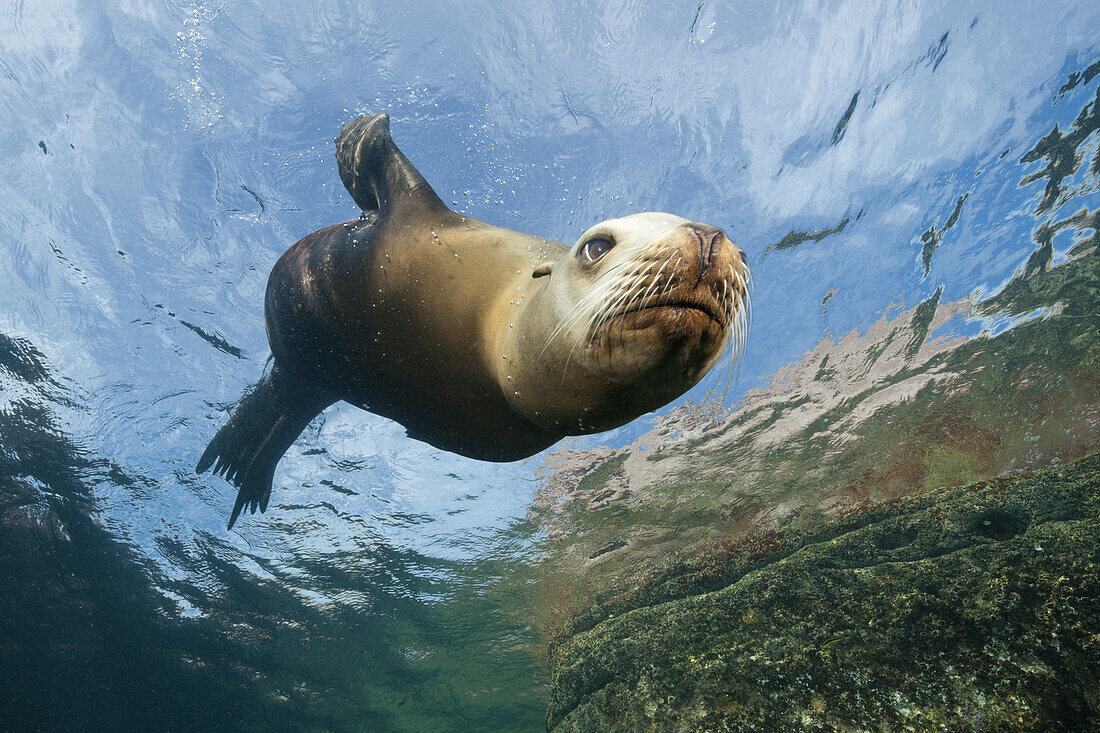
top-left (546, 453), bottom-right (1100, 731)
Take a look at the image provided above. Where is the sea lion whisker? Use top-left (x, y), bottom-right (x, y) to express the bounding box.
top-left (560, 260), bottom-right (652, 373)
top-left (591, 273), bottom-right (649, 351)
top-left (606, 260), bottom-right (660, 324)
top-left (610, 250), bottom-right (680, 345)
top-left (543, 276), bottom-right (626, 357)
top-left (744, 275), bottom-right (753, 342)
top-left (635, 257), bottom-right (679, 332)
top-left (610, 275), bottom-right (655, 345)
top-left (659, 255), bottom-right (682, 301)
top-left (722, 301), bottom-right (745, 400)
top-left (727, 274), bottom-right (739, 322)
top-left (645, 253), bottom-right (678, 304)
top-left (587, 259), bottom-right (654, 338)
top-left (614, 260), bottom-right (670, 347)
top-left (640, 253), bottom-right (675, 309)
top-left (719, 278), bottom-right (750, 402)
top-left (590, 282), bottom-right (633, 336)
top-left (731, 263), bottom-right (744, 292)
top-left (617, 255), bottom-right (669, 331)
top-left (737, 302), bottom-right (749, 369)
top-left (739, 299), bottom-right (750, 357)
top-left (577, 268), bottom-right (643, 343)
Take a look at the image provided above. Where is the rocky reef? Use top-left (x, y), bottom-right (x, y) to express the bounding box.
top-left (528, 77), bottom-right (1100, 618)
top-left (536, 62), bottom-right (1100, 732)
top-left (547, 452), bottom-right (1100, 731)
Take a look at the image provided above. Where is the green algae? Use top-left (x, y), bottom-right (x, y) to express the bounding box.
top-left (1056, 56), bottom-right (1100, 100)
top-left (574, 454), bottom-right (629, 497)
top-left (1019, 86), bottom-right (1100, 213)
top-left (920, 194), bottom-right (969, 276)
top-left (831, 91), bottom-right (860, 145)
top-left (763, 216), bottom-right (852, 257)
top-left (547, 453), bottom-right (1100, 731)
top-left (813, 353), bottom-right (836, 382)
top-left (906, 286), bottom-right (943, 358)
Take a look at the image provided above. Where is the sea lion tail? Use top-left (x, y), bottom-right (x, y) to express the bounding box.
top-left (197, 365), bottom-right (330, 529)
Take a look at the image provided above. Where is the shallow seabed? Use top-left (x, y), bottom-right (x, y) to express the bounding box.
top-left (1, 1), bottom-right (1098, 731)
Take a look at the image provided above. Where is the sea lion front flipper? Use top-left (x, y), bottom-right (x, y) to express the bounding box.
top-left (335, 112), bottom-right (446, 214)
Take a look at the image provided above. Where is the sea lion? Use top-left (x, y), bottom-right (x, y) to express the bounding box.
top-left (197, 113), bottom-right (750, 528)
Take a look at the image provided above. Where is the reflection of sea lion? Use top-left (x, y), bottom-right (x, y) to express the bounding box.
top-left (197, 113), bottom-right (750, 528)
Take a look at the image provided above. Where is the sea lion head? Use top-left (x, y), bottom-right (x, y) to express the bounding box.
top-left (517, 212), bottom-right (750, 433)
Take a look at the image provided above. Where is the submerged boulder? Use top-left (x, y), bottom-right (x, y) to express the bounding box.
top-left (546, 452), bottom-right (1100, 731)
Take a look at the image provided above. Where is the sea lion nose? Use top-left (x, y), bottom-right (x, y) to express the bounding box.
top-left (686, 224), bottom-right (727, 274)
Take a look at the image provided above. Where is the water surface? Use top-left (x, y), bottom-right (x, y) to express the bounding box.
top-left (1, 1), bottom-right (1098, 730)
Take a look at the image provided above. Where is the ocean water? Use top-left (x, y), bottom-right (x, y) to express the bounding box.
top-left (1, 1), bottom-right (1098, 731)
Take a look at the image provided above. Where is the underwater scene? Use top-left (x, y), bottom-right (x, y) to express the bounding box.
top-left (1, 1), bottom-right (1099, 731)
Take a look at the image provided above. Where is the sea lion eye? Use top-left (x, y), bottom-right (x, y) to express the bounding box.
top-left (579, 238), bottom-right (613, 263)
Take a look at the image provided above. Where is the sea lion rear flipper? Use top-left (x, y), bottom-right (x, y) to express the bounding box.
top-left (335, 112), bottom-right (446, 214)
top-left (197, 365), bottom-right (333, 529)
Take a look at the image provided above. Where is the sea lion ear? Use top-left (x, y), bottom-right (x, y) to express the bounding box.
top-left (334, 112), bottom-right (447, 215)
top-left (532, 262), bottom-right (553, 278)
